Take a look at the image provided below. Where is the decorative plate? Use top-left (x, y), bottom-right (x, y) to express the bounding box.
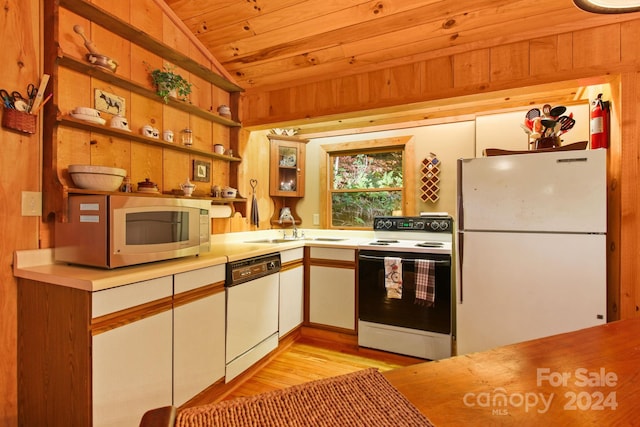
top-left (284, 154), bottom-right (296, 167)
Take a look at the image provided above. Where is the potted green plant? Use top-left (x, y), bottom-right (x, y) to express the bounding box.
top-left (146, 63), bottom-right (193, 103)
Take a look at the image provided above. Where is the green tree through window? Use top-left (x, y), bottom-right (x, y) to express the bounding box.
top-left (330, 149), bottom-right (403, 227)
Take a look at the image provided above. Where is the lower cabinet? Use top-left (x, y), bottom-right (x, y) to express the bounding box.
top-left (279, 248), bottom-right (305, 337)
top-left (92, 311), bottom-right (173, 427)
top-left (307, 247), bottom-right (356, 331)
top-left (92, 276), bottom-right (174, 427)
top-left (173, 266), bottom-right (226, 406)
top-left (18, 266), bottom-right (227, 427)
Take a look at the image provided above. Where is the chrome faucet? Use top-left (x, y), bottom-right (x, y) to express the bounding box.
top-left (279, 208), bottom-right (299, 239)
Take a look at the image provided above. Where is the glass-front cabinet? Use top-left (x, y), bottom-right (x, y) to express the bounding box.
top-left (269, 136), bottom-right (307, 198)
top-left (268, 134), bottom-right (309, 225)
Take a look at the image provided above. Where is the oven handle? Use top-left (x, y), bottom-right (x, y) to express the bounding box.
top-left (358, 254), bottom-right (450, 266)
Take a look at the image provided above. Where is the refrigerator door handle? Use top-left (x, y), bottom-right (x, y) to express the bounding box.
top-left (458, 231), bottom-right (464, 303)
top-left (456, 158), bottom-right (464, 230)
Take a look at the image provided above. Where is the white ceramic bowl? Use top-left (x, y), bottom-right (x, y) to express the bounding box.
top-left (69, 164), bottom-right (127, 191)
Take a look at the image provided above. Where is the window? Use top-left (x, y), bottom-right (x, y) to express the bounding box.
top-left (322, 136), bottom-right (412, 229)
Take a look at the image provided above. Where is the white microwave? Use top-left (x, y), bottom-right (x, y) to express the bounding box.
top-left (55, 194), bottom-right (210, 269)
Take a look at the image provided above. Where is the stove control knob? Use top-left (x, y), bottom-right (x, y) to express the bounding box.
top-left (415, 221), bottom-right (425, 229)
top-left (375, 219), bottom-right (385, 229)
top-left (384, 219), bottom-right (393, 229)
top-left (439, 221), bottom-right (450, 231)
top-left (430, 221), bottom-right (440, 230)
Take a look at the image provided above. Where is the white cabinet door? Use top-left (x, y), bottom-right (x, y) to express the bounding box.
top-left (92, 276), bottom-right (173, 427)
top-left (173, 265), bottom-right (226, 406)
top-left (309, 265), bottom-right (355, 330)
top-left (279, 265), bottom-right (304, 336)
top-left (92, 311), bottom-right (173, 427)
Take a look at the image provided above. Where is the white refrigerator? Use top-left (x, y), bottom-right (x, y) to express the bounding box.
top-left (456, 149), bottom-right (607, 355)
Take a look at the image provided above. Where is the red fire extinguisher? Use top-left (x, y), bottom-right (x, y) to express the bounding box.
top-left (590, 93), bottom-right (610, 149)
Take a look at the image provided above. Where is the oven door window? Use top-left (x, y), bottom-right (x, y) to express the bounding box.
top-left (358, 251), bottom-right (451, 334)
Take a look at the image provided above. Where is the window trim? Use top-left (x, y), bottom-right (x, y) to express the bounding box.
top-left (319, 136), bottom-right (415, 229)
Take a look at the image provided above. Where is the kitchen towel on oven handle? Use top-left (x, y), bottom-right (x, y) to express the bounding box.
top-left (384, 257), bottom-right (402, 299)
top-left (415, 259), bottom-right (435, 306)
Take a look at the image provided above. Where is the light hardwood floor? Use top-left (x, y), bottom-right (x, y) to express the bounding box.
top-left (182, 327), bottom-right (424, 408)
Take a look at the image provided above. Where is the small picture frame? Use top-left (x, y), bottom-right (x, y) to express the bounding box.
top-left (193, 160), bottom-right (211, 182)
top-left (94, 89), bottom-right (126, 116)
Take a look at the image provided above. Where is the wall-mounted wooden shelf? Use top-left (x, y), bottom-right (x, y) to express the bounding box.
top-left (58, 116), bottom-right (242, 162)
top-left (65, 187), bottom-right (247, 216)
top-left (58, 55), bottom-right (241, 128)
top-left (59, 0), bottom-right (243, 93)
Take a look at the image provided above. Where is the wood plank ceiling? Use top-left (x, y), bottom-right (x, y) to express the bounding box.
top-left (164, 0), bottom-right (627, 131)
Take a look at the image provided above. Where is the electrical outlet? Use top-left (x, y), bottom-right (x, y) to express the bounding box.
top-left (21, 191), bottom-right (42, 217)
top-left (313, 213), bottom-right (320, 225)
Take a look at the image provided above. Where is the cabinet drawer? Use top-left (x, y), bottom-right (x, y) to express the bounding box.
top-left (309, 247), bottom-right (354, 262)
top-left (281, 247), bottom-right (304, 263)
top-left (174, 264), bottom-right (225, 293)
top-left (92, 276), bottom-right (173, 318)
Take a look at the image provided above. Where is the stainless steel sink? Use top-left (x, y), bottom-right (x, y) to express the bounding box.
top-left (245, 237), bottom-right (347, 244)
top-left (245, 238), bottom-right (299, 244)
top-left (306, 237), bottom-right (347, 242)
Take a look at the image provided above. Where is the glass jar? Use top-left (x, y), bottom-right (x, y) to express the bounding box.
top-left (181, 128), bottom-right (193, 146)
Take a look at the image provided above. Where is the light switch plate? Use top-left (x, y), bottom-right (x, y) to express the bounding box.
top-left (21, 191), bottom-right (42, 216)
top-left (313, 213), bottom-right (320, 225)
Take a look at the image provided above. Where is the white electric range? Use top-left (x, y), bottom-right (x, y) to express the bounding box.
top-left (357, 215), bottom-right (453, 360)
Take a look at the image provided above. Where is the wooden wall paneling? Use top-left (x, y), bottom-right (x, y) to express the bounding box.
top-left (619, 71), bottom-right (640, 319)
top-left (190, 115), bottom-right (213, 152)
top-left (163, 106), bottom-right (190, 143)
top-left (607, 76), bottom-right (622, 321)
top-left (130, 92), bottom-right (163, 141)
top-left (58, 67), bottom-right (92, 114)
top-left (211, 86), bottom-right (231, 117)
top-left (530, 35), bottom-right (568, 77)
top-left (389, 62), bottom-right (422, 100)
top-left (453, 49), bottom-right (490, 89)
top-left (131, 0), bottom-right (164, 41)
top-left (190, 74), bottom-right (212, 112)
top-left (268, 87), bottom-right (293, 118)
top-left (333, 74), bottom-right (364, 109)
top-left (132, 47), bottom-right (162, 88)
top-left (572, 24), bottom-right (621, 70)
top-left (212, 122), bottom-right (230, 151)
top-left (162, 150), bottom-right (190, 192)
top-left (94, 0), bottom-right (130, 22)
top-left (368, 69), bottom-right (391, 102)
top-left (130, 142), bottom-right (164, 191)
top-left (92, 23), bottom-right (132, 78)
top-left (90, 135), bottom-right (132, 174)
top-left (422, 56), bottom-right (454, 95)
top-left (1, 0), bottom-right (40, 420)
top-left (620, 19), bottom-right (640, 62)
top-left (490, 41), bottom-right (529, 83)
top-left (58, 8), bottom-right (90, 59)
top-left (56, 128), bottom-right (92, 186)
top-left (211, 158), bottom-right (230, 190)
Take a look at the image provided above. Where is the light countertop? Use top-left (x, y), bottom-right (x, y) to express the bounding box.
top-left (13, 229), bottom-right (372, 292)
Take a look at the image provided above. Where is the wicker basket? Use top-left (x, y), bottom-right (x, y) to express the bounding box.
top-left (2, 107), bottom-right (36, 134)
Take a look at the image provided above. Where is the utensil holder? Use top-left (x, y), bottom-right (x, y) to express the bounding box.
top-left (2, 107), bottom-right (36, 134)
top-left (531, 136), bottom-right (560, 150)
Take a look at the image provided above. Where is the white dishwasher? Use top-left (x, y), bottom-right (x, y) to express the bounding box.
top-left (225, 253), bottom-right (280, 382)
